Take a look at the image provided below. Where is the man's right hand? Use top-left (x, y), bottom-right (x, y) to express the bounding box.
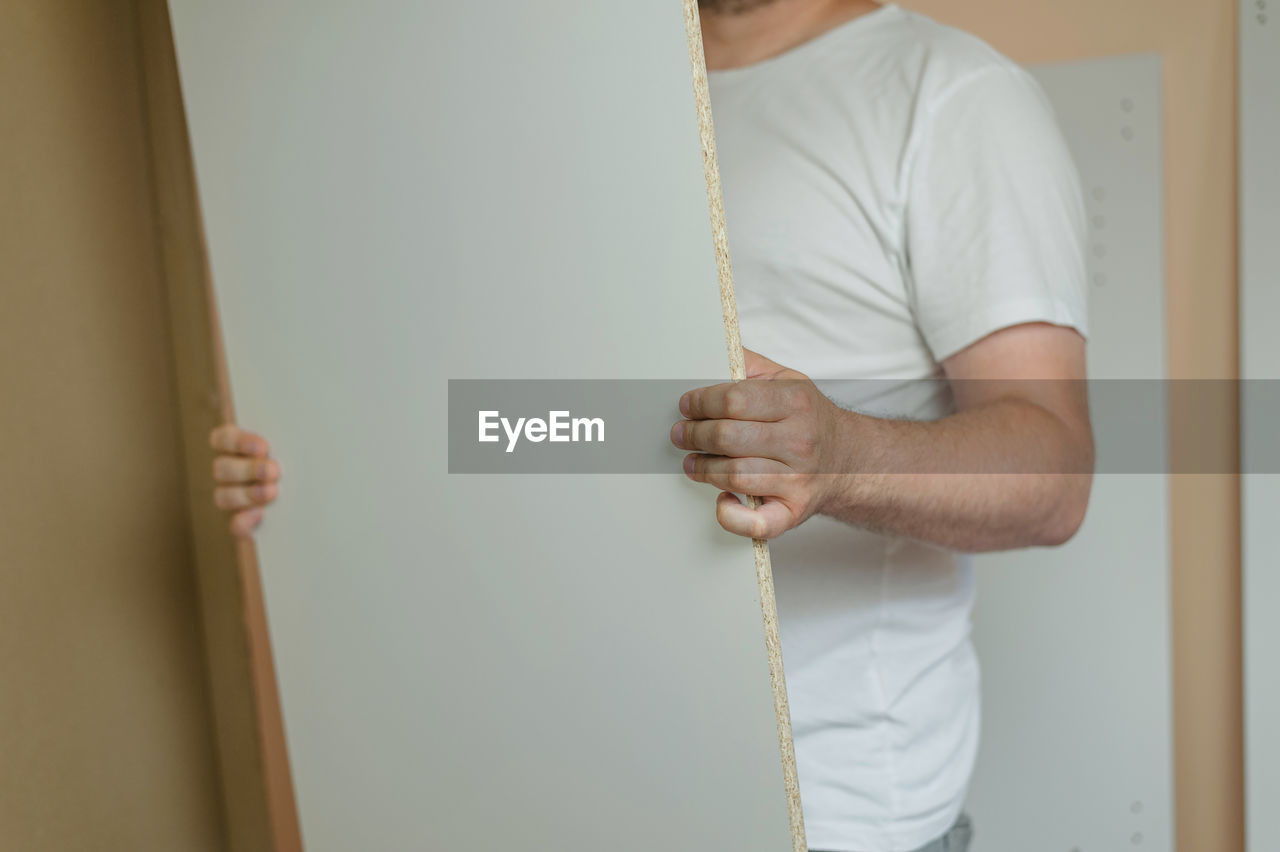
top-left (209, 424), bottom-right (281, 538)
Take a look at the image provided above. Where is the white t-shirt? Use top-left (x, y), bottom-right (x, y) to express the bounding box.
top-left (707, 5), bottom-right (1089, 851)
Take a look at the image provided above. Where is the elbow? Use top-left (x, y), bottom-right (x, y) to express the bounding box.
top-left (1034, 423), bottom-right (1095, 547)
top-left (1034, 473), bottom-right (1093, 547)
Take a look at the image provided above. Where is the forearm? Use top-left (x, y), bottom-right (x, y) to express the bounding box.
top-left (820, 399), bottom-right (1093, 553)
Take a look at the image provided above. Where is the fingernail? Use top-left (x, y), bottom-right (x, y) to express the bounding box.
top-left (670, 421), bottom-right (685, 447)
top-left (679, 394), bottom-right (691, 416)
top-left (683, 455), bottom-right (695, 475)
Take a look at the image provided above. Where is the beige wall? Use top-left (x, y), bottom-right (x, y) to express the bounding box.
top-left (899, 2), bottom-right (1243, 850)
top-left (0, 1), bottom-right (227, 849)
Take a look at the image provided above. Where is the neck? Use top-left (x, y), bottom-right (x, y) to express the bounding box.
top-left (699, 0), bottom-right (884, 71)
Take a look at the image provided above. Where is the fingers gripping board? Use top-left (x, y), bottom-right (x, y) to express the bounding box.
top-left (165, 2), bottom-right (802, 850)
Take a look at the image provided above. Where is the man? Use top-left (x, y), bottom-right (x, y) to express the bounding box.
top-left (210, 1), bottom-right (1093, 850)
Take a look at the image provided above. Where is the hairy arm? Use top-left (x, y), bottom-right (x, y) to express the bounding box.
top-left (672, 323), bottom-right (1094, 552)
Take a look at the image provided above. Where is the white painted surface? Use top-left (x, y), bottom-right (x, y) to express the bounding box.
top-left (967, 55), bottom-right (1174, 851)
top-left (1241, 5), bottom-right (1280, 850)
top-left (166, 4), bottom-right (794, 851)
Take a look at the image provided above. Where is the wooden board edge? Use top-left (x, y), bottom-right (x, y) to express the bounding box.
top-left (132, 2), bottom-right (304, 850)
top-left (680, 3), bottom-right (807, 849)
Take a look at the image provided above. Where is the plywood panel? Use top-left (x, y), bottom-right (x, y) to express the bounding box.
top-left (0, 1), bottom-right (226, 849)
top-left (967, 55), bottom-right (1174, 851)
top-left (166, 3), bottom-right (797, 851)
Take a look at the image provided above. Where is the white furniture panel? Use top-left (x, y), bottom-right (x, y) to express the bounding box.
top-left (166, 4), bottom-right (795, 851)
top-left (1242, 5), bottom-right (1280, 850)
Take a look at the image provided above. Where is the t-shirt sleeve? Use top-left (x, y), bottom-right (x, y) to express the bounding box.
top-left (904, 65), bottom-right (1089, 363)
